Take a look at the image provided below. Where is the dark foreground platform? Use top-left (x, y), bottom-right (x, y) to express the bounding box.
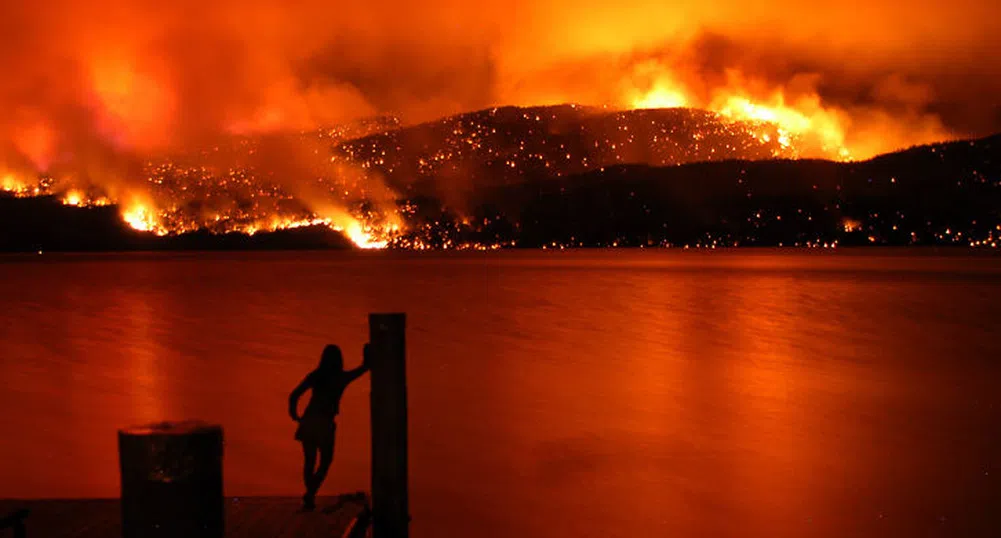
top-left (0, 495), bottom-right (366, 538)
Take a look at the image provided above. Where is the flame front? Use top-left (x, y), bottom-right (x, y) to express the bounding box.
top-left (2, 173), bottom-right (33, 196)
top-left (624, 67), bottom-right (854, 159)
top-left (630, 76), bottom-right (689, 110)
top-left (335, 221), bottom-right (389, 250)
top-left (3, 165), bottom-right (401, 250)
top-left (714, 94), bottom-right (850, 159)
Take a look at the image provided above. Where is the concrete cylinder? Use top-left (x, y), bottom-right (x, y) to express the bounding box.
top-left (118, 421), bottom-right (224, 538)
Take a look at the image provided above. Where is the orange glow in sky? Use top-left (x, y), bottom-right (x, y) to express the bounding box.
top-left (0, 0), bottom-right (996, 242)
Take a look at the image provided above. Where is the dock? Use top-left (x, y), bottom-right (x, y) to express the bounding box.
top-left (2, 313), bottom-right (407, 538)
top-left (0, 495), bottom-right (366, 538)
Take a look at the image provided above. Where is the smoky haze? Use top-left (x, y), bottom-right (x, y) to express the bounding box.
top-left (1, 0), bottom-right (999, 186)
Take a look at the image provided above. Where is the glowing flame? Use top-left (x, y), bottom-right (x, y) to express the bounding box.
top-left (122, 203), bottom-right (162, 234)
top-left (336, 221), bottom-right (389, 249)
top-left (62, 190), bottom-right (84, 206)
top-left (40, 175), bottom-right (400, 249)
top-left (266, 216), bottom-right (331, 232)
top-left (0, 173), bottom-right (38, 196)
top-left (2, 174), bottom-right (24, 193)
top-left (715, 94), bottom-right (849, 158)
top-left (253, 215), bottom-right (399, 250)
top-left (626, 63), bottom-right (690, 110)
top-left (718, 98), bottom-right (807, 131)
top-left (842, 218), bottom-right (862, 232)
top-left (623, 65), bottom-right (853, 159)
top-left (316, 206), bottom-right (399, 249)
top-left (630, 81), bottom-right (688, 109)
top-left (58, 189), bottom-right (112, 207)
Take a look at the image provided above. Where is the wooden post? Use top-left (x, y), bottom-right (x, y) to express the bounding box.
top-left (0, 509), bottom-right (29, 538)
top-left (368, 313), bottom-right (409, 538)
top-left (118, 421), bottom-right (224, 538)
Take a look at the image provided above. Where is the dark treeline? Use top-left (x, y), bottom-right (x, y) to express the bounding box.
top-left (394, 134), bottom-right (1001, 248)
top-left (0, 196), bottom-right (352, 252)
top-left (1, 133), bottom-right (999, 251)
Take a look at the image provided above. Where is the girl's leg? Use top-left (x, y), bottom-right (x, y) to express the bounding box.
top-left (313, 440), bottom-right (335, 493)
top-left (301, 442), bottom-right (319, 509)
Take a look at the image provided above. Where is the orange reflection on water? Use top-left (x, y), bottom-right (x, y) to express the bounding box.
top-left (726, 276), bottom-right (814, 532)
top-left (118, 289), bottom-right (166, 426)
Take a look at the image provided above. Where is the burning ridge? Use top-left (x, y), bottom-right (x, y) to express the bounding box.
top-left (2, 105), bottom-right (838, 249)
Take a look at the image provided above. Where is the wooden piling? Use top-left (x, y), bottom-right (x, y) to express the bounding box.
top-left (0, 508), bottom-right (28, 538)
top-left (368, 313), bottom-right (409, 538)
top-left (118, 421), bottom-right (224, 538)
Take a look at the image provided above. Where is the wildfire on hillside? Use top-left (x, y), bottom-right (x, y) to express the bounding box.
top-left (2, 104), bottom-right (837, 249)
top-left (0, 0), bottom-right (996, 248)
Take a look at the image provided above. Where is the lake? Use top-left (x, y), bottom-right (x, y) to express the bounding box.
top-left (1, 250), bottom-right (999, 537)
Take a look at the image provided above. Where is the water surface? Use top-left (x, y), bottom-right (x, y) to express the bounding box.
top-left (1, 250), bottom-right (999, 537)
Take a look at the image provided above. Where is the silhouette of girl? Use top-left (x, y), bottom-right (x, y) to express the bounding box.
top-left (289, 344), bottom-right (370, 511)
